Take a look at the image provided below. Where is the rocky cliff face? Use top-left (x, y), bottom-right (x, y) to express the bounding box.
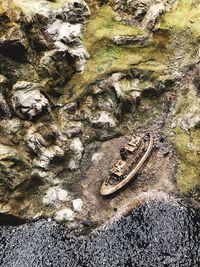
top-left (0, 0), bottom-right (200, 230)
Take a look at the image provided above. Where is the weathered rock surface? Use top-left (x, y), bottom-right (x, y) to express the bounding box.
top-left (11, 81), bottom-right (50, 120)
top-left (114, 0), bottom-right (177, 30)
top-left (54, 208), bottom-right (75, 222)
top-left (42, 187), bottom-right (68, 206)
top-left (0, 92), bottom-right (11, 118)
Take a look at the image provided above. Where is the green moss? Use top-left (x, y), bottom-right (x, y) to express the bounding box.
top-left (173, 127), bottom-right (200, 198)
top-left (160, 0), bottom-right (200, 38)
top-left (61, 5), bottom-right (172, 104)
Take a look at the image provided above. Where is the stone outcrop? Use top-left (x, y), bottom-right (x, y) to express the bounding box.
top-left (114, 0), bottom-right (177, 30)
top-left (11, 81), bottom-right (50, 120)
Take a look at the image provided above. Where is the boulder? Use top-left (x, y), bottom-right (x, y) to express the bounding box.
top-left (11, 81), bottom-right (50, 120)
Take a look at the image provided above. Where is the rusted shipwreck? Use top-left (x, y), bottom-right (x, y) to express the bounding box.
top-left (100, 133), bottom-right (153, 196)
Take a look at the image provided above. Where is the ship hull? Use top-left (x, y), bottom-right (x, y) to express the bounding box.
top-left (100, 134), bottom-right (153, 196)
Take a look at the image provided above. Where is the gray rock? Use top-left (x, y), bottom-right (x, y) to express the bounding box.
top-left (26, 124), bottom-right (66, 170)
top-left (114, 0), bottom-right (177, 31)
top-left (0, 26), bottom-right (27, 60)
top-left (112, 35), bottom-right (148, 45)
top-left (72, 198), bottom-right (83, 212)
top-left (142, 2), bottom-right (165, 31)
top-left (57, 0), bottom-right (91, 24)
top-left (90, 111), bottom-right (117, 128)
top-left (64, 121), bottom-right (83, 138)
top-left (47, 21), bottom-right (82, 45)
top-left (68, 137), bottom-right (84, 170)
top-left (0, 92), bottom-right (11, 118)
top-left (54, 208), bottom-right (75, 222)
top-left (39, 49), bottom-right (74, 81)
top-left (11, 81), bottom-right (50, 120)
top-left (42, 187), bottom-right (68, 206)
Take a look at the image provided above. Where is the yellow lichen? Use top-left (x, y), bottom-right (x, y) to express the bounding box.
top-left (173, 126), bottom-right (200, 198)
top-left (160, 0), bottom-right (200, 38)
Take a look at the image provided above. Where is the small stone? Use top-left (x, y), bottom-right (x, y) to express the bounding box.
top-left (72, 198), bottom-right (83, 212)
top-left (57, 189), bottom-right (68, 202)
top-left (54, 208), bottom-right (75, 223)
top-left (42, 187), bottom-right (68, 206)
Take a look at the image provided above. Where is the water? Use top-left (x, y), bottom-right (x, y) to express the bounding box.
top-left (0, 201), bottom-right (199, 267)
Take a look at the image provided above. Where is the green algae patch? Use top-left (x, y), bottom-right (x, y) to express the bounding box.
top-left (173, 126), bottom-right (200, 200)
top-left (160, 0), bottom-right (200, 39)
top-left (61, 5), bottom-right (172, 104)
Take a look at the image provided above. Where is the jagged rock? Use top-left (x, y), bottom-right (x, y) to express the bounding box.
top-left (47, 21), bottom-right (82, 45)
top-left (0, 143), bottom-right (30, 194)
top-left (0, 92), bottom-right (11, 119)
top-left (112, 34), bottom-right (148, 45)
top-left (57, 0), bottom-right (91, 24)
top-left (39, 49), bottom-right (74, 81)
top-left (45, 0), bottom-right (90, 72)
top-left (114, 0), bottom-right (177, 30)
top-left (142, 2), bottom-right (165, 31)
top-left (26, 124), bottom-right (67, 170)
top-left (67, 45), bottom-right (90, 72)
top-left (0, 118), bottom-right (22, 134)
top-left (114, 0), bottom-right (149, 22)
top-left (96, 96), bottom-right (116, 112)
top-left (63, 121), bottom-right (83, 138)
top-left (11, 81), bottom-right (50, 120)
top-left (0, 74), bottom-right (8, 88)
top-left (68, 137), bottom-right (84, 170)
top-left (72, 198), bottom-right (83, 212)
top-left (54, 208), bottom-right (75, 222)
top-left (42, 187), bottom-right (68, 206)
top-left (0, 25), bottom-right (27, 61)
top-left (90, 111), bottom-right (117, 128)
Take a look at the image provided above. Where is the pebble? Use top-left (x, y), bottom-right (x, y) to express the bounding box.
top-left (72, 198), bottom-right (83, 212)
